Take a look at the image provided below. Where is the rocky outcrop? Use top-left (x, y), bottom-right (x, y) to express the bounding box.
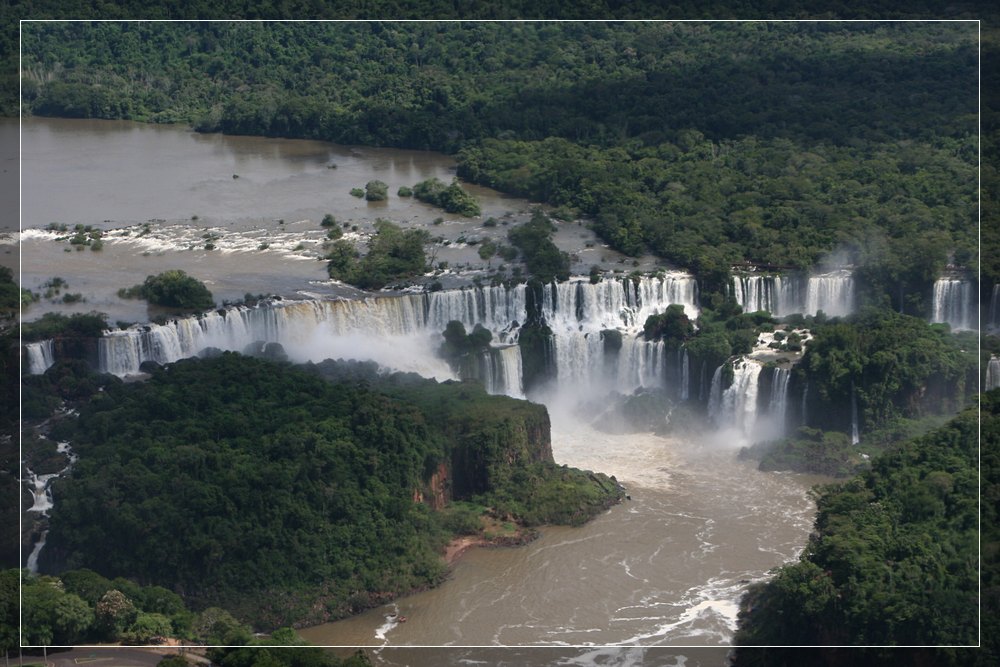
top-left (447, 399), bottom-right (553, 499)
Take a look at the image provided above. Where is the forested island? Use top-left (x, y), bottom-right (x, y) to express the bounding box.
top-left (17, 352), bottom-right (621, 631)
top-left (4, 11), bottom-right (996, 666)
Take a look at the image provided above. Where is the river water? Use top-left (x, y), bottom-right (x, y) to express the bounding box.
top-left (18, 119), bottom-right (824, 663)
top-left (18, 117), bottom-right (643, 324)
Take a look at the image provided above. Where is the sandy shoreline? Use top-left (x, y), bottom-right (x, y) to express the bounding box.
top-left (443, 535), bottom-right (486, 565)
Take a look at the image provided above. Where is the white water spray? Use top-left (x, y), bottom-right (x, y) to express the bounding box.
top-left (931, 278), bottom-right (976, 331)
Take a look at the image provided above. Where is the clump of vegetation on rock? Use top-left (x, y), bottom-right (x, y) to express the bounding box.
top-left (118, 270), bottom-right (214, 311)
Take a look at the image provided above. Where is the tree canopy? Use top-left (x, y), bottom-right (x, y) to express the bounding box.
top-left (36, 354), bottom-right (620, 629)
top-left (733, 392), bottom-right (986, 656)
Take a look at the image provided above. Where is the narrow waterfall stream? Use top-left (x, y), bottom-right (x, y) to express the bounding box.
top-left (24, 441), bottom-right (78, 572)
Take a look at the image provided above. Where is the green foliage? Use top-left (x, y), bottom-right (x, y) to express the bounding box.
top-left (120, 270), bottom-right (215, 311)
top-left (747, 427), bottom-right (859, 477)
top-left (21, 312), bottom-right (110, 342)
top-left (0, 569), bottom-right (17, 653)
top-left (482, 461), bottom-right (622, 527)
top-left (438, 502), bottom-right (486, 536)
top-left (412, 177), bottom-right (481, 217)
top-left (16, 22), bottom-right (979, 301)
top-left (94, 589), bottom-right (138, 640)
top-left (208, 644), bottom-right (372, 667)
top-left (516, 320), bottom-right (555, 394)
top-left (320, 214), bottom-right (337, 227)
top-left (193, 607), bottom-right (252, 646)
top-left (397, 186), bottom-right (413, 197)
top-left (15, 567), bottom-right (196, 646)
top-left (121, 612), bottom-right (173, 644)
top-left (349, 187), bottom-right (364, 198)
top-left (507, 210), bottom-right (570, 283)
top-left (21, 576), bottom-right (94, 645)
top-left (801, 308), bottom-right (976, 435)
top-left (36, 354), bottom-right (616, 630)
top-left (327, 220), bottom-right (429, 290)
top-left (642, 304), bottom-right (694, 343)
top-left (158, 657), bottom-right (190, 667)
top-left (734, 397), bottom-right (983, 651)
top-left (477, 239), bottom-right (498, 263)
top-left (364, 180), bottom-right (388, 201)
top-left (41, 355), bottom-right (450, 628)
top-left (0, 267), bottom-right (19, 320)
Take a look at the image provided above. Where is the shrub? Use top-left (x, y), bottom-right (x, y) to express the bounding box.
top-left (120, 270), bottom-right (215, 310)
top-left (364, 180), bottom-right (389, 201)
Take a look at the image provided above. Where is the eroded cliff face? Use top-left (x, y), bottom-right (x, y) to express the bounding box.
top-left (449, 405), bottom-right (553, 499)
top-left (414, 461), bottom-right (449, 510)
top-left (414, 394), bottom-right (552, 502)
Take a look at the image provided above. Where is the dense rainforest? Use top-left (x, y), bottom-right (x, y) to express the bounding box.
top-left (732, 391), bottom-right (996, 665)
top-left (14, 20), bottom-right (981, 311)
top-left (26, 353), bottom-right (620, 629)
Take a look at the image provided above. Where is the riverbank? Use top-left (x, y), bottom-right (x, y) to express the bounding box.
top-left (442, 519), bottom-right (541, 567)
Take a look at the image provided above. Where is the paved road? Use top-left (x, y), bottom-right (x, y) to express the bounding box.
top-left (12, 647), bottom-right (208, 667)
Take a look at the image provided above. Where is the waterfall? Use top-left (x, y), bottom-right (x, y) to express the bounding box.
top-left (986, 356), bottom-right (1000, 391)
top-left (25, 340), bottom-right (56, 375)
top-left (426, 285), bottom-right (527, 340)
top-left (99, 295), bottom-right (457, 377)
top-left (731, 274), bottom-right (803, 317)
top-left (707, 364), bottom-right (724, 419)
top-left (476, 346), bottom-right (525, 398)
top-left (989, 285), bottom-right (1000, 331)
top-left (27, 470), bottom-right (59, 513)
top-left (93, 277), bottom-right (700, 403)
top-left (541, 274), bottom-right (699, 334)
top-left (731, 271), bottom-right (852, 318)
top-left (26, 531), bottom-right (48, 574)
top-left (931, 278), bottom-right (976, 331)
top-left (805, 271), bottom-right (855, 318)
top-left (24, 441), bottom-right (77, 572)
top-left (850, 383), bottom-right (860, 445)
top-left (679, 347), bottom-right (690, 401)
top-left (801, 381), bottom-right (809, 427)
top-left (767, 366), bottom-right (791, 437)
top-left (709, 358), bottom-right (764, 438)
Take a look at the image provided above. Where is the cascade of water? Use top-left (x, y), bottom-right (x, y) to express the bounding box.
top-left (25, 340), bottom-right (56, 375)
top-left (495, 346), bottom-right (525, 398)
top-left (711, 358), bottom-right (764, 437)
top-left (93, 279), bottom-right (699, 403)
top-left (732, 275), bottom-right (767, 314)
top-left (731, 274), bottom-right (806, 317)
top-left (24, 441), bottom-right (77, 572)
top-left (26, 530), bottom-right (47, 573)
top-left (618, 338), bottom-right (667, 392)
top-left (805, 271), bottom-right (855, 318)
top-left (699, 361), bottom-right (708, 403)
top-left (931, 278), bottom-right (976, 331)
top-left (707, 364), bottom-right (725, 423)
top-left (425, 284), bottom-right (527, 338)
top-left (680, 347), bottom-right (690, 401)
top-left (768, 366), bottom-right (791, 432)
top-left (801, 381), bottom-right (809, 427)
top-left (27, 470), bottom-right (58, 513)
top-left (541, 275), bottom-right (699, 335)
top-left (851, 383), bottom-right (860, 445)
top-left (990, 285), bottom-right (1000, 331)
top-left (986, 356), bottom-right (1000, 391)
